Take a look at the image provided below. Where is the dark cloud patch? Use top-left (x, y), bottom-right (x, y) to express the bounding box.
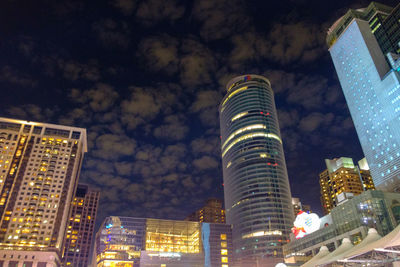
top-left (299, 112), bottom-right (334, 132)
top-left (0, 66), bottom-right (37, 87)
top-left (92, 19), bottom-right (130, 48)
top-left (192, 0), bottom-right (251, 41)
top-left (93, 134), bottom-right (136, 160)
top-left (138, 35), bottom-right (179, 74)
top-left (69, 83), bottom-right (119, 112)
top-left (136, 0), bottom-right (185, 26)
top-left (193, 155), bottom-right (218, 171)
top-left (190, 90), bottom-right (222, 126)
top-left (7, 104), bottom-right (55, 122)
top-left (58, 60), bottom-right (101, 81)
top-left (121, 86), bottom-right (179, 130)
top-left (111, 0), bottom-right (137, 15)
top-left (153, 114), bottom-right (189, 141)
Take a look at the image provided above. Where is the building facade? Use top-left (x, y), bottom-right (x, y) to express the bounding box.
top-left (185, 198), bottom-right (225, 223)
top-left (319, 157), bottom-right (375, 214)
top-left (219, 75), bottom-right (294, 265)
top-left (283, 190), bottom-right (400, 264)
top-left (327, 2), bottom-right (400, 192)
top-left (62, 184), bottom-right (99, 267)
top-left (292, 198), bottom-right (312, 217)
top-left (0, 117), bottom-right (87, 266)
top-left (94, 216), bottom-right (233, 267)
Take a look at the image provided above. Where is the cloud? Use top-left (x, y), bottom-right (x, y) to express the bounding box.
top-left (192, 155), bottom-right (219, 171)
top-left (299, 112), bottom-right (334, 132)
top-left (0, 66), bottom-right (37, 87)
top-left (114, 161), bottom-right (133, 176)
top-left (58, 60), bottom-right (100, 81)
top-left (92, 19), bottom-right (130, 48)
top-left (93, 134), bottom-right (136, 160)
top-left (133, 144), bottom-right (187, 178)
top-left (179, 39), bottom-right (217, 86)
top-left (192, 0), bottom-right (250, 41)
top-left (278, 109), bottom-right (300, 129)
top-left (267, 22), bottom-right (326, 64)
top-left (191, 137), bottom-right (220, 155)
top-left (121, 86), bottom-right (178, 129)
top-left (190, 90), bottom-right (222, 126)
top-left (138, 35), bottom-right (179, 74)
top-left (112, 0), bottom-right (137, 15)
top-left (153, 115), bottom-right (189, 141)
top-left (136, 0), bottom-right (185, 26)
top-left (7, 104), bottom-right (55, 122)
top-left (70, 83), bottom-right (119, 112)
top-left (228, 22), bottom-right (326, 67)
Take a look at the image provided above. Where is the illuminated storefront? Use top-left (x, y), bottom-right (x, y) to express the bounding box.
top-left (95, 216), bottom-right (233, 267)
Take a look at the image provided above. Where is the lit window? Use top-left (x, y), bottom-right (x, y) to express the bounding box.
top-left (221, 257), bottom-right (228, 263)
top-left (221, 241), bottom-right (227, 248)
top-left (221, 249), bottom-right (228, 255)
top-left (220, 234), bottom-right (227, 240)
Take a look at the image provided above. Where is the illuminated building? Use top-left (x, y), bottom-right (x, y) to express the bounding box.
top-left (283, 190), bottom-right (400, 264)
top-left (320, 157), bottom-right (375, 215)
top-left (94, 216), bottom-right (233, 267)
top-left (219, 75), bottom-right (294, 266)
top-left (0, 117), bottom-right (87, 266)
top-left (62, 184), bottom-right (99, 267)
top-left (185, 198), bottom-right (226, 223)
top-left (292, 198), bottom-right (312, 217)
top-left (327, 2), bottom-right (400, 192)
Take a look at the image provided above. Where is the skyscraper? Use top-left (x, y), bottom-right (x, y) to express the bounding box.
top-left (0, 117), bottom-right (87, 266)
top-left (319, 157), bottom-right (375, 214)
top-left (327, 2), bottom-right (400, 192)
top-left (219, 74), bottom-right (294, 266)
top-left (62, 184), bottom-right (99, 267)
top-left (185, 198), bottom-right (226, 223)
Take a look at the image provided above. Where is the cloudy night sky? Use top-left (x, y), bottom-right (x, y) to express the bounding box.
top-left (1, 0), bottom-right (398, 225)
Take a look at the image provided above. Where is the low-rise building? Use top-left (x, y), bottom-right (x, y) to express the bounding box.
top-left (283, 190), bottom-right (400, 265)
top-left (94, 216), bottom-right (233, 267)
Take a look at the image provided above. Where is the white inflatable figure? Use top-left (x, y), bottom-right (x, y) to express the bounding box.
top-left (292, 211), bottom-right (321, 239)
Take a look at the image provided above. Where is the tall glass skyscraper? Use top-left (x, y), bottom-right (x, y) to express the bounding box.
top-left (219, 74), bottom-right (294, 266)
top-left (327, 2), bottom-right (400, 192)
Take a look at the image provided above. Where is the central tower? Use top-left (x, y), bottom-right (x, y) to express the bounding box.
top-left (219, 74), bottom-right (293, 266)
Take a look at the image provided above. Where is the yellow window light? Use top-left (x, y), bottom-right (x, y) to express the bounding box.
top-left (222, 132), bottom-right (282, 157)
top-left (231, 112), bottom-right (248, 122)
top-left (222, 86), bottom-right (248, 107)
top-left (222, 124), bottom-right (266, 149)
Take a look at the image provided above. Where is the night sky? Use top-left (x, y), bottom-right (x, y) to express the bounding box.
top-left (1, 0), bottom-right (399, 226)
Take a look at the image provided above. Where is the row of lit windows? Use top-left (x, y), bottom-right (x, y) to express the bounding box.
top-left (222, 132), bottom-right (282, 157)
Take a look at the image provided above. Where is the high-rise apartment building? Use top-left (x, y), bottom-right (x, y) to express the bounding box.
top-left (185, 198), bottom-right (226, 223)
top-left (0, 117), bottom-right (87, 266)
top-left (327, 2), bottom-right (400, 192)
top-left (320, 157), bottom-right (375, 214)
top-left (219, 74), bottom-right (294, 266)
top-left (62, 184), bottom-right (99, 267)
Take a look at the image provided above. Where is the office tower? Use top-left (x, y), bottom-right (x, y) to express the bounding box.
top-left (292, 197), bottom-right (312, 217)
top-left (319, 157), bottom-right (375, 214)
top-left (219, 74), bottom-right (294, 265)
top-left (185, 198), bottom-right (226, 223)
top-left (94, 216), bottom-right (233, 267)
top-left (0, 117), bottom-right (87, 266)
top-left (62, 184), bottom-right (99, 267)
top-left (358, 157), bottom-right (376, 190)
top-left (327, 2), bottom-right (400, 192)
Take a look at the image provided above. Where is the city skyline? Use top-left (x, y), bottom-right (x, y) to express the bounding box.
top-left (2, 0), bottom-right (400, 228)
